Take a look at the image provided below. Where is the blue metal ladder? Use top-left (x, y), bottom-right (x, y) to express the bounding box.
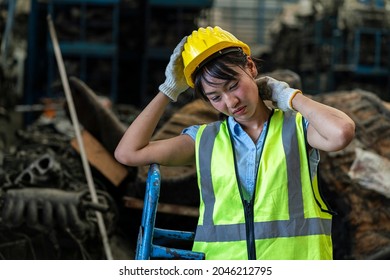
top-left (135, 164), bottom-right (205, 260)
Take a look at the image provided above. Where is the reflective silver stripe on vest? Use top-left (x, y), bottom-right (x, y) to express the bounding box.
top-left (282, 112), bottom-right (304, 218)
top-left (198, 123), bottom-right (221, 226)
top-left (196, 114), bottom-right (331, 242)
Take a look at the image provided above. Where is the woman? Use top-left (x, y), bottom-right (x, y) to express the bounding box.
top-left (115, 26), bottom-right (355, 260)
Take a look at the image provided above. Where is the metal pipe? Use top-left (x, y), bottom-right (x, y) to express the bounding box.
top-left (47, 14), bottom-right (113, 260)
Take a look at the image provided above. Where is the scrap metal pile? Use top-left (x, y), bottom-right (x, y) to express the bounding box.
top-left (312, 89), bottom-right (390, 260)
top-left (0, 103), bottom-right (122, 259)
top-left (263, 0), bottom-right (390, 99)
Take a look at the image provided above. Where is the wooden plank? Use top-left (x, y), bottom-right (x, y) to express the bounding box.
top-left (123, 196), bottom-right (199, 217)
top-left (71, 129), bottom-right (128, 187)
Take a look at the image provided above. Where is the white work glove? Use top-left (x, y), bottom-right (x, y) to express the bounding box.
top-left (257, 76), bottom-right (302, 112)
top-left (158, 36), bottom-right (189, 102)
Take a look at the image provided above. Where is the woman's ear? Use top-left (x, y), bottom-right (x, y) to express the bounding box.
top-left (246, 57), bottom-right (258, 78)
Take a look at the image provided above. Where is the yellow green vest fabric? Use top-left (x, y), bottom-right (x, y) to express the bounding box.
top-left (193, 110), bottom-right (333, 260)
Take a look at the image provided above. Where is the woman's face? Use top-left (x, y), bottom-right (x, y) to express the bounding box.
top-left (201, 58), bottom-right (260, 122)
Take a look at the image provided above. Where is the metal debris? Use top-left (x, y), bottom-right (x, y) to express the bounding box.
top-left (0, 113), bottom-right (120, 259)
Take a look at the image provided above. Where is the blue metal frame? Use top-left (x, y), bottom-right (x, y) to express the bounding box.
top-left (46, 0), bottom-right (120, 102)
top-left (50, 0), bottom-right (120, 4)
top-left (350, 28), bottom-right (389, 76)
top-left (329, 26), bottom-right (390, 95)
top-left (149, 0), bottom-right (212, 8)
top-left (139, 0), bottom-right (214, 106)
top-left (135, 164), bottom-right (205, 260)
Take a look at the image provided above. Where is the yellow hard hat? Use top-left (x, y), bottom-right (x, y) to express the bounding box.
top-left (182, 26), bottom-right (251, 88)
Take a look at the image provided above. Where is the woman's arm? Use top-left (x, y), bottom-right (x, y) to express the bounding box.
top-left (292, 93), bottom-right (355, 152)
top-left (259, 76), bottom-right (355, 152)
top-left (115, 36), bottom-right (195, 167)
top-left (114, 92), bottom-right (195, 167)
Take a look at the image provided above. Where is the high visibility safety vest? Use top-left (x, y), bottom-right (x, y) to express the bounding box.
top-left (193, 109), bottom-right (333, 260)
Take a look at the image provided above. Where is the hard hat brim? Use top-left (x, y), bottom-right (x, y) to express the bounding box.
top-left (183, 41), bottom-right (250, 88)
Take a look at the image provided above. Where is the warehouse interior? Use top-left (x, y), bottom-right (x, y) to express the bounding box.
top-left (0, 0), bottom-right (390, 260)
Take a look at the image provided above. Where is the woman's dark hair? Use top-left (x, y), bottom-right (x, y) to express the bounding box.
top-left (192, 47), bottom-right (261, 102)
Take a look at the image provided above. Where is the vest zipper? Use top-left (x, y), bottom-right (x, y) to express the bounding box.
top-left (226, 117), bottom-right (271, 260)
top-left (243, 199), bottom-right (256, 259)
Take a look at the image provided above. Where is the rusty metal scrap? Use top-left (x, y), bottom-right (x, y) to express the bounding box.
top-left (1, 188), bottom-right (113, 235)
top-left (312, 89), bottom-right (390, 259)
top-left (0, 112), bottom-right (119, 259)
top-left (338, 0), bottom-right (390, 30)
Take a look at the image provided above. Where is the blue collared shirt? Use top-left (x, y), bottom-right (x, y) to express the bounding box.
top-left (182, 115), bottom-right (319, 201)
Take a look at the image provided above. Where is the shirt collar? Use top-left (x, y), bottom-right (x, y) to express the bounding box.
top-left (227, 116), bottom-right (244, 136)
top-left (227, 116), bottom-right (269, 138)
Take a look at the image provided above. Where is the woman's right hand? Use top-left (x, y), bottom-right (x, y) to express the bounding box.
top-left (158, 36), bottom-right (189, 102)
